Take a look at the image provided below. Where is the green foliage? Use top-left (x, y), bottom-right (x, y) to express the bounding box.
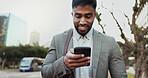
top-left (96, 13), bottom-right (102, 22)
top-left (0, 44), bottom-right (49, 63)
top-left (0, 44), bottom-right (6, 57)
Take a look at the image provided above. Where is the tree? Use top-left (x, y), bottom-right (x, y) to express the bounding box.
top-left (0, 44), bottom-right (49, 69)
top-left (96, 0), bottom-right (148, 78)
top-left (0, 44), bottom-right (6, 69)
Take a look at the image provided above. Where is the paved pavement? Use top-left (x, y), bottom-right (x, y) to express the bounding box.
top-left (0, 67), bottom-right (135, 78)
top-left (0, 70), bottom-right (42, 78)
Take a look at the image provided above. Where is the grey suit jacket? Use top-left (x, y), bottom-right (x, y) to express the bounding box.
top-left (41, 28), bottom-right (127, 78)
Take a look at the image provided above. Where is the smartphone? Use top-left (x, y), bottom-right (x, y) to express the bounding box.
top-left (74, 47), bottom-right (91, 66)
top-left (74, 47), bottom-right (91, 57)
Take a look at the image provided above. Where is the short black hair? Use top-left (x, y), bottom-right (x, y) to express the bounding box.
top-left (72, 0), bottom-right (97, 10)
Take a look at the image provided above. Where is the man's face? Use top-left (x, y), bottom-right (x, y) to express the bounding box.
top-left (72, 5), bottom-right (96, 36)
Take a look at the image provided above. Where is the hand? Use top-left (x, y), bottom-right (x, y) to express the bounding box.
top-left (64, 49), bottom-right (90, 70)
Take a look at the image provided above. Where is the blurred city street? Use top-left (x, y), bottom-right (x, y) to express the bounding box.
top-left (0, 70), bottom-right (42, 78)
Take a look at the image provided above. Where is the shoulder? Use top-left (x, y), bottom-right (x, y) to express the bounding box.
top-left (94, 29), bottom-right (120, 52)
top-left (52, 29), bottom-right (70, 40)
top-left (94, 29), bottom-right (115, 42)
top-left (94, 30), bottom-right (118, 48)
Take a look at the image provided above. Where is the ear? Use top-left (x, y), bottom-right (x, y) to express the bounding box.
top-left (71, 12), bottom-right (73, 16)
top-left (94, 12), bottom-right (97, 17)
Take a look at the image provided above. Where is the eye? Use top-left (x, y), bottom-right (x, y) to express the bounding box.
top-left (75, 14), bottom-right (82, 18)
top-left (85, 15), bottom-right (92, 18)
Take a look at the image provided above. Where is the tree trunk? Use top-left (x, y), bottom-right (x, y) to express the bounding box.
top-left (135, 41), bottom-right (148, 78)
top-left (1, 57), bottom-right (6, 69)
top-left (135, 55), bottom-right (148, 78)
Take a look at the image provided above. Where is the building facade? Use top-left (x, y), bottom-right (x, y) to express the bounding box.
top-left (29, 31), bottom-right (40, 46)
top-left (0, 13), bottom-right (27, 46)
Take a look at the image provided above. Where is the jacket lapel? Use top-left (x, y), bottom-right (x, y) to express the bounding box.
top-left (92, 29), bottom-right (102, 78)
top-left (64, 29), bottom-right (75, 77)
top-left (63, 29), bottom-right (73, 55)
top-left (67, 31), bottom-right (75, 78)
top-left (67, 38), bottom-right (73, 52)
top-left (68, 35), bottom-right (75, 77)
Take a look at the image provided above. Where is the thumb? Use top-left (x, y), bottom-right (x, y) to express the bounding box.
top-left (70, 48), bottom-right (74, 54)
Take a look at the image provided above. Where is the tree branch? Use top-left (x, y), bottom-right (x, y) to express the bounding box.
top-left (142, 26), bottom-right (148, 35)
top-left (98, 22), bottom-right (106, 34)
top-left (124, 13), bottom-right (131, 26)
top-left (136, 0), bottom-right (147, 17)
top-left (96, 13), bottom-right (106, 34)
top-left (117, 41), bottom-right (125, 47)
top-left (110, 11), bottom-right (129, 42)
top-left (103, 7), bottom-right (135, 49)
top-left (131, 0), bottom-right (147, 44)
top-left (131, 0), bottom-right (139, 43)
top-left (141, 22), bottom-right (146, 28)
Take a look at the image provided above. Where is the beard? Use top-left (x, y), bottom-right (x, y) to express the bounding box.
top-left (74, 23), bottom-right (93, 36)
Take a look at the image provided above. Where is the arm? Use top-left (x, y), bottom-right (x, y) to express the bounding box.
top-left (41, 36), bottom-right (90, 78)
top-left (109, 38), bottom-right (127, 78)
top-left (41, 36), bottom-right (72, 78)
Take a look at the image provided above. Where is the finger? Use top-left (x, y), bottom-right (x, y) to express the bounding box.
top-left (70, 49), bottom-right (74, 54)
top-left (68, 53), bottom-right (84, 59)
top-left (66, 60), bottom-right (90, 70)
top-left (67, 63), bottom-right (89, 70)
top-left (68, 57), bottom-right (90, 63)
top-left (66, 50), bottom-right (84, 59)
top-left (69, 60), bottom-right (90, 67)
top-left (76, 57), bottom-right (90, 62)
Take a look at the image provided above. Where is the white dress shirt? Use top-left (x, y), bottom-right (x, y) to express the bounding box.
top-left (73, 28), bottom-right (93, 78)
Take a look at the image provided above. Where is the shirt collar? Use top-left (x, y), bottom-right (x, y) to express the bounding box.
top-left (73, 28), bottom-right (93, 40)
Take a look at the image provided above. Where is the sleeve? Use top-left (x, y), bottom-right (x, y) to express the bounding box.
top-left (109, 38), bottom-right (128, 78)
top-left (41, 36), bottom-right (72, 78)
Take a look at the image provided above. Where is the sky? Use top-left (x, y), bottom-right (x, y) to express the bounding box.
top-left (0, 0), bottom-right (146, 46)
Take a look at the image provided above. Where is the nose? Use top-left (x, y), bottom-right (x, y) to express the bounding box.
top-left (80, 17), bottom-right (87, 25)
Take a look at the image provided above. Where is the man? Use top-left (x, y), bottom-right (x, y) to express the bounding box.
top-left (41, 0), bottom-right (127, 78)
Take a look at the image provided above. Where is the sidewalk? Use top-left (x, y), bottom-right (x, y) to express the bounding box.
top-left (0, 70), bottom-right (41, 78)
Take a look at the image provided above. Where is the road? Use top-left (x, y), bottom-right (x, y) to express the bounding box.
top-left (0, 70), bottom-right (42, 78)
top-left (0, 67), bottom-right (135, 78)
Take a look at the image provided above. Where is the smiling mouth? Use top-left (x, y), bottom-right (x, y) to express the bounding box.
top-left (78, 24), bottom-right (88, 31)
top-left (79, 26), bottom-right (87, 31)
